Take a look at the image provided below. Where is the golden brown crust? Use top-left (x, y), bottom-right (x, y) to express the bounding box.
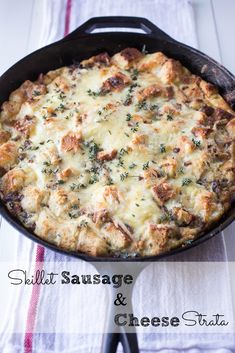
top-left (0, 130), bottom-right (10, 144)
top-left (1, 169), bottom-right (25, 194)
top-left (101, 72), bottom-right (131, 92)
top-left (61, 132), bottom-right (82, 152)
top-left (97, 149), bottom-right (117, 161)
top-left (0, 48), bottom-right (234, 257)
top-left (152, 182), bottom-right (175, 205)
top-left (81, 52), bottom-right (111, 68)
top-left (14, 115), bottom-right (36, 137)
top-left (0, 141), bottom-right (18, 169)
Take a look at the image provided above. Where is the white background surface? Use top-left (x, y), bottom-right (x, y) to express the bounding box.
top-left (0, 0), bottom-right (234, 259)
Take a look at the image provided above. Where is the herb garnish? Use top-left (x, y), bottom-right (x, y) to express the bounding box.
top-left (57, 103), bottom-right (66, 112)
top-left (84, 140), bottom-right (100, 160)
top-left (130, 122), bottom-right (139, 132)
top-left (137, 100), bottom-right (148, 111)
top-left (56, 180), bottom-right (65, 185)
top-left (159, 144), bottom-right (166, 153)
top-left (70, 183), bottom-right (87, 191)
top-left (123, 93), bottom-right (132, 106)
top-left (117, 158), bottom-right (124, 167)
top-left (129, 162), bottom-right (137, 169)
top-left (80, 220), bottom-right (88, 227)
top-left (178, 167), bottom-right (184, 174)
top-left (59, 92), bottom-right (66, 100)
top-left (128, 83), bottom-right (138, 93)
top-left (68, 211), bottom-right (80, 219)
top-left (192, 138), bottom-right (201, 148)
top-left (159, 213), bottom-right (171, 223)
top-left (33, 90), bottom-right (41, 96)
top-left (106, 177), bottom-right (114, 185)
top-left (87, 89), bottom-right (101, 98)
top-left (89, 174), bottom-right (99, 184)
top-left (126, 113), bottom-right (132, 121)
top-left (30, 145), bottom-right (39, 151)
top-left (119, 148), bottom-right (128, 156)
top-left (150, 104), bottom-right (159, 111)
top-left (143, 161), bottom-right (150, 170)
top-left (41, 168), bottom-right (53, 175)
top-left (131, 69), bottom-right (139, 81)
top-left (182, 178), bottom-right (192, 186)
top-left (120, 172), bottom-right (129, 181)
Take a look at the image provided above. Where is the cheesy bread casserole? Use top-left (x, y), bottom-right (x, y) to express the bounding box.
top-left (0, 48), bottom-right (234, 257)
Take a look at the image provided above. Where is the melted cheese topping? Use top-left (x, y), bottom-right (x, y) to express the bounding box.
top-left (0, 49), bottom-right (234, 257)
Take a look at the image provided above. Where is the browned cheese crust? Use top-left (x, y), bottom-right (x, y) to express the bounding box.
top-left (0, 48), bottom-right (234, 257)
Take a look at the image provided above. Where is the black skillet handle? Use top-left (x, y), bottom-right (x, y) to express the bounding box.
top-left (102, 332), bottom-right (139, 353)
top-left (120, 332), bottom-right (139, 353)
top-left (101, 333), bottom-right (120, 353)
top-left (62, 16), bottom-right (173, 41)
top-left (101, 282), bottom-right (140, 353)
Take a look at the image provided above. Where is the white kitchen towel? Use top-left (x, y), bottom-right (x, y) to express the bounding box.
top-left (0, 0), bottom-right (235, 352)
top-left (39, 0), bottom-right (198, 47)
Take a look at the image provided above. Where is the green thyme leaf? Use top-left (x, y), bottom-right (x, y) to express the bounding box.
top-left (120, 172), bottom-right (129, 181)
top-left (143, 161), bottom-right (150, 170)
top-left (119, 148), bottom-right (128, 156)
top-left (131, 69), bottom-right (139, 81)
top-left (87, 89), bottom-right (101, 98)
top-left (129, 162), bottom-right (137, 169)
top-left (167, 114), bottom-right (173, 121)
top-left (182, 178), bottom-right (192, 186)
top-left (192, 138), bottom-right (201, 148)
top-left (80, 220), bottom-right (88, 227)
top-left (130, 122), bottom-right (139, 132)
top-left (159, 144), bottom-right (166, 153)
top-left (137, 100), bottom-right (148, 111)
top-left (126, 113), bottom-right (132, 121)
top-left (56, 180), bottom-right (65, 185)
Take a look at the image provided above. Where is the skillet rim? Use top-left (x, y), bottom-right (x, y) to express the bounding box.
top-left (0, 20), bottom-right (234, 262)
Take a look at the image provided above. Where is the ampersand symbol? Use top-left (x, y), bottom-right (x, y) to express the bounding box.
top-left (114, 292), bottom-right (127, 306)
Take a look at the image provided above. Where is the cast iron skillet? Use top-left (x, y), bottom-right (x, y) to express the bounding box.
top-left (0, 16), bottom-right (235, 353)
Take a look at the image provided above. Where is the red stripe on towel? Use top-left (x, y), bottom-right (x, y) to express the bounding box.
top-left (64, 0), bottom-right (72, 36)
top-left (23, 246), bottom-right (45, 353)
top-left (24, 1), bottom-right (72, 352)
